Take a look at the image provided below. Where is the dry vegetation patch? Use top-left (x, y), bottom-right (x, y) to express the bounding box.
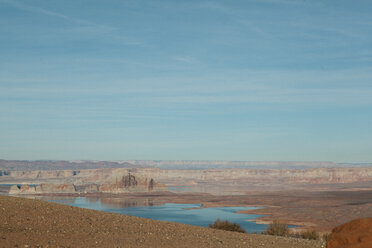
top-left (209, 219), bottom-right (246, 233)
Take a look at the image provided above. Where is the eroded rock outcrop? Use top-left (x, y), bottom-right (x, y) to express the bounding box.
top-left (8, 172), bottom-right (167, 195)
top-left (78, 184), bottom-right (100, 193)
top-left (100, 173), bottom-right (167, 193)
top-left (3, 167), bottom-right (372, 186)
top-left (8, 185), bottom-right (21, 194)
top-left (134, 167), bottom-right (372, 184)
top-left (4, 167), bottom-right (372, 195)
top-left (36, 184), bottom-right (77, 194)
top-left (9, 184), bottom-right (77, 194)
top-left (327, 218), bottom-right (372, 248)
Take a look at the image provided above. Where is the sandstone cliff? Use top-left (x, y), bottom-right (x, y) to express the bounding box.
top-left (133, 167), bottom-right (372, 184)
top-left (3, 167), bottom-right (372, 185)
top-left (100, 174), bottom-right (167, 193)
top-left (124, 160), bottom-right (338, 169)
top-left (7, 171), bottom-right (167, 195)
top-left (9, 184), bottom-right (76, 194)
top-left (3, 167), bottom-right (372, 195)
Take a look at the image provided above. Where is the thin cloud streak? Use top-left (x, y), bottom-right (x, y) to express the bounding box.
top-left (1, 0), bottom-right (83, 23)
top-left (0, 0), bottom-right (141, 45)
top-left (198, 2), bottom-right (268, 36)
top-left (1, 66), bottom-right (372, 98)
top-left (153, 88), bottom-right (372, 106)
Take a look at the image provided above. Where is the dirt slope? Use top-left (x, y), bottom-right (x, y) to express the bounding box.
top-left (327, 218), bottom-right (372, 248)
top-left (0, 196), bottom-right (324, 248)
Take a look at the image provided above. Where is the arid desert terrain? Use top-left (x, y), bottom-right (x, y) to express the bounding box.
top-left (1, 159), bottom-right (372, 234)
top-left (0, 195), bottom-right (325, 248)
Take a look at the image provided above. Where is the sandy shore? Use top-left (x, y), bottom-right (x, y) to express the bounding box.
top-left (0, 195), bottom-right (325, 248)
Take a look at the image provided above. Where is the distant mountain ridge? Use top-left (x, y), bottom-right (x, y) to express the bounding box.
top-left (0, 159), bottom-right (137, 171)
top-left (125, 160), bottom-right (338, 169)
top-left (1, 159), bottom-right (372, 171)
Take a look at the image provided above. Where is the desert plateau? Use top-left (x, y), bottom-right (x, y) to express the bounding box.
top-left (1, 160), bottom-right (372, 247)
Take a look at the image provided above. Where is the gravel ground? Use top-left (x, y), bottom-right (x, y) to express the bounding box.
top-left (0, 195), bottom-right (325, 248)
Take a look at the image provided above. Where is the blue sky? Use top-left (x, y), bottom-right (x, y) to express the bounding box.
top-left (1, 0), bottom-right (372, 162)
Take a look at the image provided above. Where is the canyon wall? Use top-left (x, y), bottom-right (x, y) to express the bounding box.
top-left (2, 167), bottom-right (372, 188)
top-left (9, 184), bottom-right (76, 194)
top-left (6, 169), bottom-right (167, 195)
top-left (132, 167), bottom-right (372, 184)
top-left (124, 160), bottom-right (338, 169)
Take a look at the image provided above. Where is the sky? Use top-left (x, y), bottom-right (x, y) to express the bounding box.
top-left (0, 0), bottom-right (372, 162)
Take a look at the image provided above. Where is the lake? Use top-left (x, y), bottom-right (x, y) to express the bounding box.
top-left (48, 197), bottom-right (268, 233)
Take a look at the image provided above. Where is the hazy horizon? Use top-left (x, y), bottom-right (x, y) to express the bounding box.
top-left (1, 158), bottom-right (372, 165)
top-left (1, 0), bottom-right (372, 162)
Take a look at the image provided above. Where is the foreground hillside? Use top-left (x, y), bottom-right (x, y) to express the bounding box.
top-left (0, 196), bottom-right (324, 248)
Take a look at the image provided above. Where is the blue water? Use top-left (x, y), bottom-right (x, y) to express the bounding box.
top-left (49, 197), bottom-right (268, 233)
top-left (168, 186), bottom-right (191, 191)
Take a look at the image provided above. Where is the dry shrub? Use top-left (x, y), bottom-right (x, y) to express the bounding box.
top-left (209, 219), bottom-right (246, 233)
top-left (262, 220), bottom-right (289, 236)
top-left (291, 230), bottom-right (322, 240)
top-left (322, 233), bottom-right (330, 242)
top-left (299, 230), bottom-right (319, 240)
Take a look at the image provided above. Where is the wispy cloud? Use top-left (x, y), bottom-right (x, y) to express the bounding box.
top-left (1, 0), bottom-right (81, 23)
top-left (153, 88), bottom-right (372, 106)
top-left (0, 0), bottom-right (140, 45)
top-left (198, 2), bottom-right (268, 36)
top-left (62, 25), bottom-right (117, 35)
top-left (2, 66), bottom-right (372, 100)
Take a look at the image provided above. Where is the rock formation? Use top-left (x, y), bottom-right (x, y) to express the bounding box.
top-left (3, 167), bottom-right (372, 185)
top-left (133, 167), bottom-right (372, 184)
top-left (100, 173), bottom-right (167, 193)
top-left (125, 160), bottom-right (339, 169)
top-left (3, 166), bottom-right (372, 195)
top-left (9, 184), bottom-right (77, 194)
top-left (7, 171), bottom-right (167, 195)
top-left (327, 218), bottom-right (372, 248)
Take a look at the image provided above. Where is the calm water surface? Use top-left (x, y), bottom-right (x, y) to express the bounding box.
top-left (48, 197), bottom-right (267, 233)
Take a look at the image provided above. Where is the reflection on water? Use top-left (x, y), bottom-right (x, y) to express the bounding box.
top-left (36, 196), bottom-right (164, 209)
top-left (45, 196), bottom-right (268, 233)
top-left (97, 197), bottom-right (160, 208)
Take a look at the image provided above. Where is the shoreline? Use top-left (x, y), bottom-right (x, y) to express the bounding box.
top-left (4, 187), bottom-right (372, 233)
top-left (8, 192), bottom-right (309, 232)
top-left (0, 195), bottom-right (325, 248)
